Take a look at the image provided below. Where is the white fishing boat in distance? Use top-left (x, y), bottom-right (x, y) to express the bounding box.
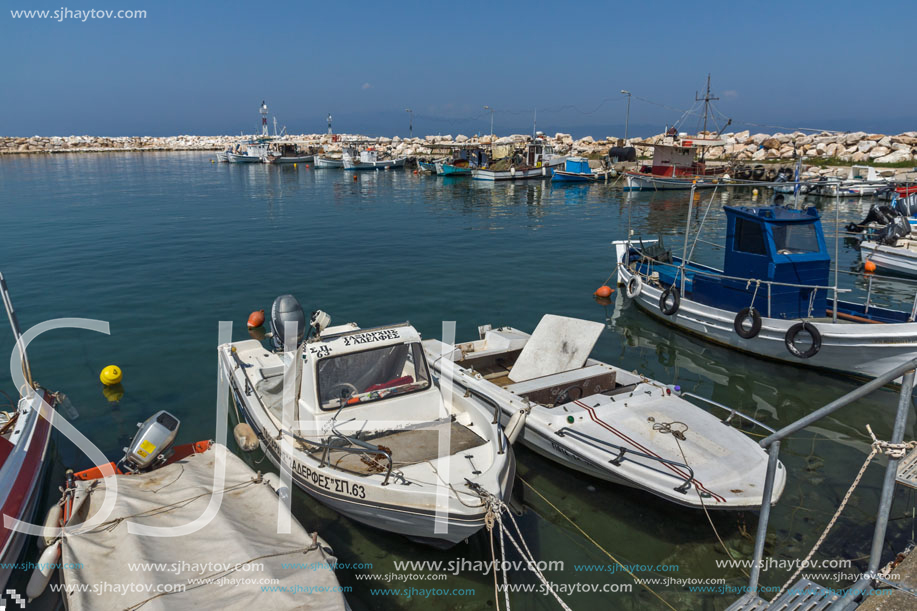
top-left (422, 314), bottom-right (785, 510)
top-left (314, 155), bottom-right (344, 168)
top-left (218, 296), bottom-right (515, 547)
top-left (342, 147), bottom-right (405, 170)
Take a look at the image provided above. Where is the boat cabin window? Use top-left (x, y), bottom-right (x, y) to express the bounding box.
top-left (772, 223), bottom-right (819, 254)
top-left (316, 342), bottom-right (431, 410)
top-left (734, 218), bottom-right (767, 255)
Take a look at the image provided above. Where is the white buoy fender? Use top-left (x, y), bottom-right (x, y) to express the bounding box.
top-left (233, 422), bottom-right (259, 452)
top-left (505, 409), bottom-right (527, 445)
top-left (27, 539), bottom-right (60, 600)
top-left (262, 472), bottom-right (291, 504)
top-left (40, 503), bottom-right (62, 548)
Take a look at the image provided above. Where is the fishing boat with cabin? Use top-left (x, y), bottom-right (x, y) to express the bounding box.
top-left (423, 314), bottom-right (785, 509)
top-left (342, 146), bottom-right (406, 170)
top-left (218, 296), bottom-right (515, 547)
top-left (264, 142), bottom-right (314, 164)
top-left (472, 138), bottom-right (564, 181)
top-left (614, 197), bottom-right (917, 379)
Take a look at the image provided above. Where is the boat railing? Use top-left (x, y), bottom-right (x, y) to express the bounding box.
top-left (674, 390), bottom-right (776, 434)
top-left (554, 427), bottom-right (695, 494)
top-left (733, 356), bottom-right (917, 607)
top-left (621, 250), bottom-right (854, 319)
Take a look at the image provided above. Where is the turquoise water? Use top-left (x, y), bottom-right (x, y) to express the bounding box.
top-left (2, 152), bottom-right (915, 609)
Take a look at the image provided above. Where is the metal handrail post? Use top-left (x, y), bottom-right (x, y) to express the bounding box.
top-left (867, 368), bottom-right (916, 574)
top-left (748, 441), bottom-right (781, 592)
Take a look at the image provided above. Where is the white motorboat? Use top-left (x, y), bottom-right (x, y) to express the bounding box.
top-left (314, 155), bottom-right (344, 169)
top-left (818, 165), bottom-right (889, 197)
top-left (423, 315), bottom-right (785, 510)
top-left (30, 412), bottom-right (348, 610)
top-left (342, 147), bottom-right (405, 170)
top-left (861, 230), bottom-right (917, 277)
top-left (227, 142), bottom-right (269, 164)
top-left (218, 296), bottom-right (515, 547)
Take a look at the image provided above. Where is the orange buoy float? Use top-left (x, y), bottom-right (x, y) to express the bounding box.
top-left (594, 285), bottom-right (613, 299)
top-left (353, 175), bottom-right (358, 181)
top-left (864, 260), bottom-right (877, 273)
top-left (247, 309), bottom-right (265, 329)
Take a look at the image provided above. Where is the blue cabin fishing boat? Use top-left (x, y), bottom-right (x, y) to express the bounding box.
top-left (551, 157), bottom-right (596, 182)
top-left (614, 204), bottom-right (917, 379)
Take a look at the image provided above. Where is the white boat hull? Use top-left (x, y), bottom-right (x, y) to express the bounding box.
top-left (342, 157), bottom-right (406, 170)
top-left (266, 155), bottom-right (314, 164)
top-left (226, 153), bottom-right (262, 164)
top-left (624, 172), bottom-right (727, 191)
top-left (423, 328), bottom-right (784, 510)
top-left (614, 241), bottom-right (917, 379)
top-left (218, 343), bottom-right (514, 547)
top-left (861, 241), bottom-right (917, 277)
top-left (313, 156), bottom-right (344, 168)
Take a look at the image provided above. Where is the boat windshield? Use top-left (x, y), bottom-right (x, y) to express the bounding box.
top-left (772, 223), bottom-right (820, 254)
top-left (317, 342), bottom-right (431, 410)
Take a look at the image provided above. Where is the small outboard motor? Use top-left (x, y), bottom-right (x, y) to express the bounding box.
top-left (847, 204), bottom-right (899, 233)
top-left (271, 294), bottom-right (306, 351)
top-left (876, 215), bottom-right (911, 246)
top-left (121, 410), bottom-right (180, 472)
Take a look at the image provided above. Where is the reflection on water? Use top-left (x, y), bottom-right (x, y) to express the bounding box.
top-left (1, 153), bottom-right (915, 609)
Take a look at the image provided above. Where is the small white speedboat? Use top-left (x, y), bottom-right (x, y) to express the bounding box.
top-left (423, 314), bottom-right (785, 510)
top-left (218, 296), bottom-right (515, 547)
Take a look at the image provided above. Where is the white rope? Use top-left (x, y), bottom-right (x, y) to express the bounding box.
top-left (479, 489), bottom-right (573, 611)
top-left (773, 425), bottom-right (917, 602)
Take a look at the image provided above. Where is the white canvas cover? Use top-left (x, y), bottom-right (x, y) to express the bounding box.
top-left (59, 444), bottom-right (348, 611)
top-left (508, 315), bottom-right (605, 382)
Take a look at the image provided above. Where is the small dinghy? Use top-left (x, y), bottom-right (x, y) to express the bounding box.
top-left (422, 314), bottom-right (785, 510)
top-left (218, 296), bottom-right (515, 547)
top-left (31, 411), bottom-right (348, 610)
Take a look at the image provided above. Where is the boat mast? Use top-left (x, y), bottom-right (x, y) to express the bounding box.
top-left (696, 75), bottom-right (718, 162)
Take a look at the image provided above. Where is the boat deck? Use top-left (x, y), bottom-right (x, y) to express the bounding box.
top-left (313, 420), bottom-right (486, 475)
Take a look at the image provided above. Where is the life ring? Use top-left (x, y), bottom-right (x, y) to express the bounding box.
top-left (626, 275), bottom-right (643, 299)
top-left (734, 307), bottom-right (762, 339)
top-left (785, 322), bottom-right (821, 358)
top-left (659, 286), bottom-right (680, 316)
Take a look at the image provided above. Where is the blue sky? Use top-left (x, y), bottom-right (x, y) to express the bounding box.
top-left (2, 0), bottom-right (914, 137)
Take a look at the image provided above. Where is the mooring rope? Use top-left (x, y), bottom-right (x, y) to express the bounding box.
top-left (517, 477), bottom-right (677, 611)
top-left (773, 425), bottom-right (917, 602)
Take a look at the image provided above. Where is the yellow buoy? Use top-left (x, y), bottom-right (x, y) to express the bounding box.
top-left (293, 163), bottom-right (297, 168)
top-left (100, 365), bottom-right (122, 386)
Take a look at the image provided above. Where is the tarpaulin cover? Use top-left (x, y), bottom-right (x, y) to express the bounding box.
top-left (59, 444), bottom-right (348, 610)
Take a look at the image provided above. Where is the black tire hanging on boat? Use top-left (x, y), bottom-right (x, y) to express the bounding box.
top-left (659, 286), bottom-right (681, 316)
top-left (734, 307), bottom-right (762, 339)
top-left (626, 275), bottom-right (643, 299)
top-left (785, 322), bottom-right (821, 359)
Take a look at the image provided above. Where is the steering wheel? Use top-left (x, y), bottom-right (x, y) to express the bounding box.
top-left (326, 382), bottom-right (359, 402)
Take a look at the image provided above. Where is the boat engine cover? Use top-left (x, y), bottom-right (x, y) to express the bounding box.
top-left (271, 294), bottom-right (306, 351)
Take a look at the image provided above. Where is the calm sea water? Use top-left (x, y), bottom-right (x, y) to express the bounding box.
top-left (2, 152), bottom-right (915, 610)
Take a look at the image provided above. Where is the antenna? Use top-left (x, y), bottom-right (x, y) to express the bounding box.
top-left (273, 117), bottom-right (278, 137)
top-left (532, 108), bottom-right (537, 139)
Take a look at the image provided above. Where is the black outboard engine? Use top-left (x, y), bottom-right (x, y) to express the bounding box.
top-left (876, 215), bottom-right (910, 246)
top-left (271, 294), bottom-right (306, 351)
top-left (846, 204), bottom-right (899, 233)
